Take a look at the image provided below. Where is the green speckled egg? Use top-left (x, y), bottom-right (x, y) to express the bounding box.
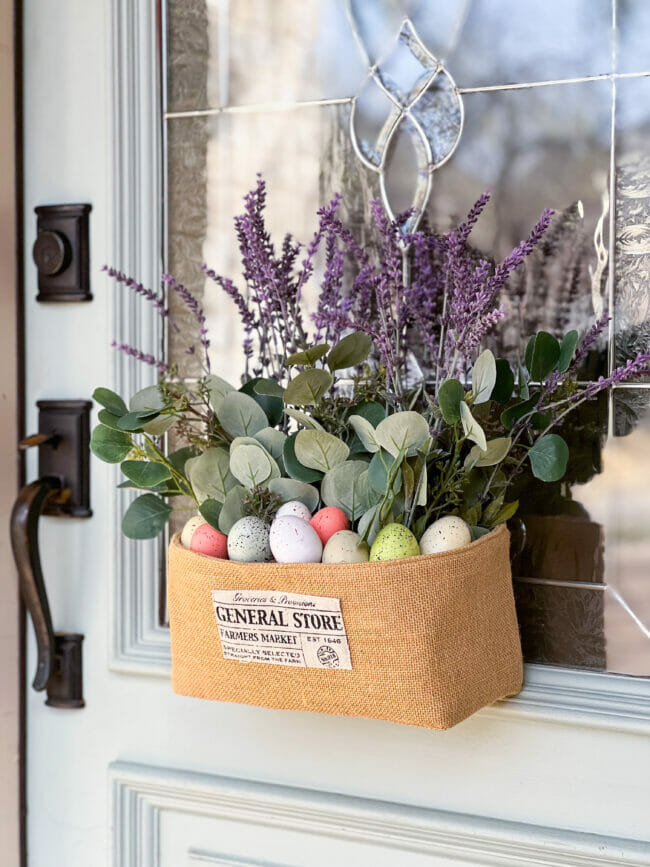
top-left (369, 523), bottom-right (420, 561)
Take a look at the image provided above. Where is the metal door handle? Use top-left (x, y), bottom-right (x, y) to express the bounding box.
top-left (10, 477), bottom-right (84, 708)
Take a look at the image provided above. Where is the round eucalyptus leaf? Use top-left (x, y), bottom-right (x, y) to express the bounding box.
top-left (349, 401), bottom-right (386, 426)
top-left (121, 494), bottom-right (172, 539)
top-left (465, 437), bottom-right (512, 469)
top-left (437, 379), bottom-right (465, 424)
top-left (205, 374), bottom-right (235, 415)
top-left (229, 444), bottom-right (272, 489)
top-left (327, 332), bottom-right (372, 371)
top-left (460, 402), bottom-right (487, 451)
top-left (130, 385), bottom-right (166, 413)
top-left (120, 460), bottom-right (172, 488)
top-left (528, 332), bottom-right (561, 382)
top-left (240, 378), bottom-right (283, 426)
top-left (320, 461), bottom-right (371, 521)
top-left (199, 498), bottom-right (222, 531)
top-left (187, 446), bottom-right (237, 503)
top-left (284, 408), bottom-right (325, 430)
top-left (375, 411), bottom-right (429, 458)
top-left (217, 391), bottom-right (268, 438)
top-left (285, 344), bottom-right (330, 366)
top-left (117, 410), bottom-right (160, 432)
top-left (267, 478), bottom-right (320, 512)
top-left (283, 369), bottom-right (333, 406)
top-left (218, 485), bottom-right (248, 534)
top-left (294, 429), bottom-right (349, 472)
top-left (283, 433), bottom-right (324, 482)
top-left (491, 360), bottom-right (515, 404)
top-left (93, 387), bottom-right (127, 417)
top-left (367, 449), bottom-right (403, 495)
top-left (557, 330), bottom-right (579, 373)
top-left (471, 349), bottom-right (497, 404)
top-left (528, 434), bottom-right (569, 482)
top-left (348, 414), bottom-right (380, 453)
top-left (90, 424), bottom-right (133, 463)
top-left (97, 409), bottom-right (123, 431)
top-left (253, 427), bottom-right (287, 461)
top-left (230, 437), bottom-right (280, 481)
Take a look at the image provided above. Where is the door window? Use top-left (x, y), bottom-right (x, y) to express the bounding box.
top-left (162, 0), bottom-right (650, 676)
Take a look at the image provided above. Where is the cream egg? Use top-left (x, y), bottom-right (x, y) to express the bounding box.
top-left (276, 500), bottom-right (312, 523)
top-left (419, 516), bottom-right (471, 555)
top-left (322, 530), bottom-right (369, 564)
top-left (269, 516), bottom-right (323, 563)
top-left (227, 516), bottom-right (272, 563)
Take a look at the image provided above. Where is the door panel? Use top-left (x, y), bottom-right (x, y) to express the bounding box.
top-left (21, 2), bottom-right (650, 866)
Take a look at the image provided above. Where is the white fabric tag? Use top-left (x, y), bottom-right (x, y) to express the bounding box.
top-left (211, 589), bottom-right (352, 670)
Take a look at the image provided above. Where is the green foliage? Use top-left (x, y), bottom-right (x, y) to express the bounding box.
top-left (240, 378), bottom-right (283, 426)
top-left (491, 360), bottom-right (515, 403)
top-left (266, 477), bottom-right (320, 512)
top-left (286, 344), bottom-right (330, 366)
top-left (284, 368), bottom-right (333, 405)
top-left (90, 424), bottom-right (133, 463)
top-left (122, 494), bottom-right (172, 539)
top-left (321, 461), bottom-right (373, 520)
top-left (528, 434), bottom-right (569, 482)
top-left (120, 460), bottom-right (171, 488)
top-left (186, 447), bottom-right (236, 503)
top-left (217, 391), bottom-right (268, 437)
top-left (283, 433), bottom-right (324, 482)
top-left (199, 498), bottom-right (222, 530)
top-left (294, 430), bottom-right (349, 472)
top-left (527, 331), bottom-right (561, 381)
top-left (437, 379), bottom-right (465, 424)
top-left (327, 332), bottom-right (372, 371)
top-left (471, 349), bottom-right (497, 404)
top-left (93, 387), bottom-right (127, 417)
top-left (374, 412), bottom-right (429, 457)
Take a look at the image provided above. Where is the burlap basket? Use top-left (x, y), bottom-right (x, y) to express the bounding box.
top-left (168, 524), bottom-right (523, 730)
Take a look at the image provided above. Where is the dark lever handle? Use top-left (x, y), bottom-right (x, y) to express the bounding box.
top-left (10, 477), bottom-right (84, 707)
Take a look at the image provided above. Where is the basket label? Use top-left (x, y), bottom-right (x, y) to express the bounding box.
top-left (211, 589), bottom-right (352, 670)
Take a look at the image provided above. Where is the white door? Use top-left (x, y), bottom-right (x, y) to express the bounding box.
top-left (20, 1), bottom-right (650, 865)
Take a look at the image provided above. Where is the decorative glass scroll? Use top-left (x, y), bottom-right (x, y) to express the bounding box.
top-left (349, 19), bottom-right (464, 233)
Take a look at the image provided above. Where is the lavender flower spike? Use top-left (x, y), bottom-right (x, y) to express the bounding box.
top-left (161, 273), bottom-right (211, 374)
top-left (102, 265), bottom-right (179, 332)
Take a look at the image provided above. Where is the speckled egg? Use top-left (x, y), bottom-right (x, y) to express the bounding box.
top-left (369, 523), bottom-right (420, 561)
top-left (322, 530), bottom-right (369, 564)
top-left (310, 507), bottom-right (350, 546)
top-left (269, 516), bottom-right (323, 563)
top-left (227, 516), bottom-right (272, 563)
top-left (181, 516), bottom-right (228, 559)
top-left (419, 516), bottom-right (471, 555)
top-left (276, 500), bottom-right (312, 523)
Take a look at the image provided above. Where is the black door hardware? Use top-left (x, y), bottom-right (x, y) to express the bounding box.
top-left (33, 203), bottom-right (92, 302)
top-left (10, 400), bottom-right (92, 708)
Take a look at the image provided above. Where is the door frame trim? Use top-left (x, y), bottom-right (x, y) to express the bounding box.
top-left (107, 0), bottom-right (650, 735)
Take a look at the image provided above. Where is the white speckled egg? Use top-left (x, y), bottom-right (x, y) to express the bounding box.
top-left (227, 516), bottom-right (272, 563)
top-left (181, 515), bottom-right (204, 549)
top-left (322, 530), bottom-right (369, 564)
top-left (269, 516), bottom-right (323, 563)
top-left (276, 500), bottom-right (312, 523)
top-left (419, 516), bottom-right (471, 555)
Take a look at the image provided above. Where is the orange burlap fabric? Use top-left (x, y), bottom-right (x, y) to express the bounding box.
top-left (168, 524), bottom-right (523, 730)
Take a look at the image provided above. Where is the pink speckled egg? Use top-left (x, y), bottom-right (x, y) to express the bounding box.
top-left (181, 516), bottom-right (228, 559)
top-left (309, 507), bottom-right (350, 546)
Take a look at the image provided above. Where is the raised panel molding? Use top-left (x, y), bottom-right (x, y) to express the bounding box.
top-left (109, 0), bottom-right (170, 676)
top-left (106, 0), bottom-right (650, 733)
top-left (110, 762), bottom-right (650, 867)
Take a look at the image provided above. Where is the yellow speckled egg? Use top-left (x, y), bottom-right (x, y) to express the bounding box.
top-left (369, 523), bottom-right (420, 561)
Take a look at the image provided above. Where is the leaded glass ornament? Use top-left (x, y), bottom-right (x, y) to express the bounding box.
top-left (349, 19), bottom-right (464, 233)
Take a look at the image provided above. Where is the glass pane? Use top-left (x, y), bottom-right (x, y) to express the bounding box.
top-left (166, 1), bottom-right (613, 114)
top-left (616, 76), bottom-right (650, 378)
top-left (616, 0), bottom-right (650, 75)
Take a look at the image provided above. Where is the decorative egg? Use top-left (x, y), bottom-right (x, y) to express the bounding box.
top-left (322, 530), bottom-right (369, 564)
top-left (369, 523), bottom-right (420, 561)
top-left (276, 500), bottom-right (312, 523)
top-left (310, 507), bottom-right (350, 546)
top-left (181, 516), bottom-right (228, 559)
top-left (269, 516), bottom-right (323, 563)
top-left (227, 516), bottom-right (272, 563)
top-left (419, 516), bottom-right (471, 554)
